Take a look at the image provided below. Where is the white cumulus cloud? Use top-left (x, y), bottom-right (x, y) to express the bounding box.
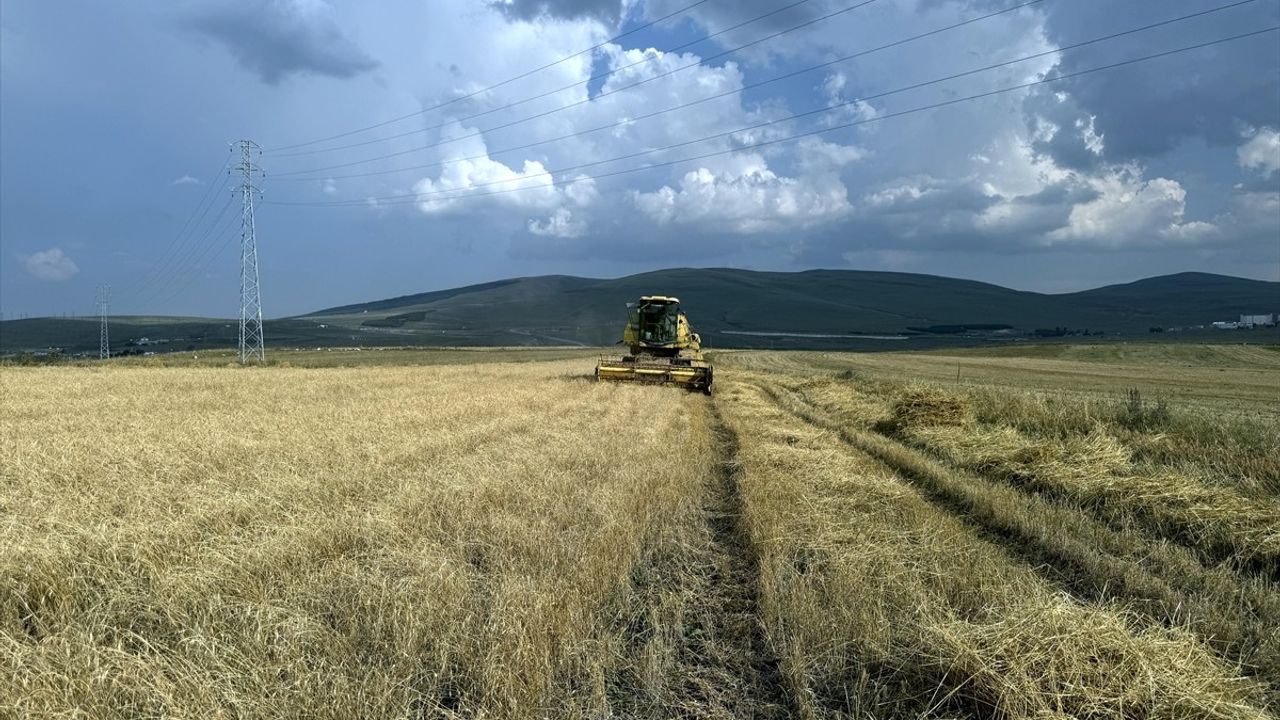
top-left (1238, 127), bottom-right (1280, 176)
top-left (632, 154), bottom-right (852, 234)
top-left (527, 207), bottom-right (586, 238)
top-left (22, 247), bottom-right (80, 281)
top-left (1046, 168), bottom-right (1216, 247)
top-left (412, 123), bottom-right (595, 216)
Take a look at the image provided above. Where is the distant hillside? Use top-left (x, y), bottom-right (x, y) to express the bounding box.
top-left (1063, 272), bottom-right (1278, 324)
top-left (0, 317), bottom-right (371, 356)
top-left (302, 268), bottom-right (1278, 347)
top-left (3, 269), bottom-right (1275, 354)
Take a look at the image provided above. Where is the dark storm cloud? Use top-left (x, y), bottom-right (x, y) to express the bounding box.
top-left (1017, 180), bottom-right (1100, 209)
top-left (190, 0), bottom-right (378, 84)
top-left (642, 0), bottom-right (831, 53)
top-left (493, 0), bottom-right (624, 24)
top-left (1027, 0), bottom-right (1280, 164)
top-left (662, 0), bottom-right (827, 30)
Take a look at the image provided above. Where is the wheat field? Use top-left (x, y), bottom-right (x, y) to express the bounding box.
top-left (2, 346), bottom-right (1277, 718)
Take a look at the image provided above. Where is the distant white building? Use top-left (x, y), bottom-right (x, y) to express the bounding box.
top-left (1212, 321), bottom-right (1240, 330)
top-left (1239, 314), bottom-right (1276, 327)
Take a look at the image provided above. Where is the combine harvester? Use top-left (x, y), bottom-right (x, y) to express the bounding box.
top-left (596, 295), bottom-right (713, 395)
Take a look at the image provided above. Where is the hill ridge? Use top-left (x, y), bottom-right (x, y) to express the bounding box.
top-left (3, 269), bottom-right (1274, 354)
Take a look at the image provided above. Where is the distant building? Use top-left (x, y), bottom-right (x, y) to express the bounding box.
top-left (1212, 321), bottom-right (1240, 330)
top-left (1239, 314), bottom-right (1276, 327)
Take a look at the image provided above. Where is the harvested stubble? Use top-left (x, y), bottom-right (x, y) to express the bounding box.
top-left (879, 384), bottom-right (1280, 572)
top-left (5, 350), bottom-right (1277, 719)
top-left (776, 373), bottom-right (1280, 691)
top-left (906, 421), bottom-right (1280, 570)
top-left (716, 378), bottom-right (1271, 719)
top-left (719, 346), bottom-right (1280, 497)
top-left (956, 385), bottom-right (1280, 499)
top-left (0, 362), bottom-right (718, 718)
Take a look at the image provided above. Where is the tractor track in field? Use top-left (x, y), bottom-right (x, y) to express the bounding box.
top-left (749, 381), bottom-right (1280, 692)
top-left (665, 400), bottom-right (790, 719)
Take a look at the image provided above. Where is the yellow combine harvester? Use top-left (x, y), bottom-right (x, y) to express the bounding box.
top-left (596, 295), bottom-right (713, 395)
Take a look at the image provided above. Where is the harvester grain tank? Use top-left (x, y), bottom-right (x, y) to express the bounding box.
top-left (596, 295), bottom-right (713, 394)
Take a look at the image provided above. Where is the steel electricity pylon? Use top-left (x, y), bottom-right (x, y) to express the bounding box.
top-left (233, 139), bottom-right (265, 363)
top-left (97, 284), bottom-right (110, 359)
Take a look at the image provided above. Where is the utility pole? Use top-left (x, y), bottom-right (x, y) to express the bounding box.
top-left (97, 284), bottom-right (111, 359)
top-left (233, 139), bottom-right (265, 363)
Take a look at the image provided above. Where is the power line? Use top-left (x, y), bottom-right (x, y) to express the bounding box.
top-left (267, 0), bottom-right (881, 163)
top-left (264, 0), bottom-right (714, 152)
top-left (273, 0), bottom-right (1262, 178)
top-left (134, 194), bottom-right (237, 307)
top-left (144, 200), bottom-right (242, 309)
top-left (270, 0), bottom-right (1045, 183)
top-left (264, 27), bottom-right (1279, 209)
top-left (157, 223), bottom-right (240, 307)
top-left (267, 5), bottom-right (1271, 207)
top-left (117, 152), bottom-right (232, 302)
top-left (127, 184), bottom-right (231, 301)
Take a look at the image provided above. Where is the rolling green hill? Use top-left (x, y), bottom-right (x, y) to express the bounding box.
top-left (303, 269), bottom-right (1277, 347)
top-left (3, 269), bottom-right (1275, 354)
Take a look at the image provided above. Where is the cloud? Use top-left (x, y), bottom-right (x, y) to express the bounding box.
top-left (528, 207), bottom-right (587, 237)
top-left (1238, 127), bottom-right (1280, 176)
top-left (492, 0), bottom-right (622, 24)
top-left (643, 0), bottom-right (832, 64)
top-left (1044, 168), bottom-right (1216, 247)
top-left (190, 0), bottom-right (378, 84)
top-left (1215, 188), bottom-right (1280, 243)
top-left (1028, 0), bottom-right (1280, 165)
top-left (408, 38), bottom-right (820, 247)
top-left (631, 155), bottom-right (853, 234)
top-left (794, 132), bottom-right (1234, 262)
top-left (21, 248), bottom-right (80, 281)
top-left (412, 122), bottom-right (597, 221)
top-left (818, 72), bottom-right (878, 128)
top-left (171, 174), bottom-right (200, 185)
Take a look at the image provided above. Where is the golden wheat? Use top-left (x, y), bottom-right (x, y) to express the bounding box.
top-left (4, 347), bottom-right (1277, 719)
top-left (1, 362), bottom-right (718, 718)
top-left (717, 376), bottom-right (1271, 719)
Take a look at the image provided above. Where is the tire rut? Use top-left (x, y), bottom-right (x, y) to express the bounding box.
top-left (665, 400), bottom-right (791, 719)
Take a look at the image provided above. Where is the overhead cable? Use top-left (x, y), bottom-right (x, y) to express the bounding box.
top-left (268, 0), bottom-right (880, 161)
top-left (264, 0), bottom-right (715, 152)
top-left (265, 28), bottom-right (1275, 207)
top-left (271, 0), bottom-right (1045, 183)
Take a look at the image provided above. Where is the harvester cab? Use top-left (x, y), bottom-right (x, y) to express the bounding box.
top-left (596, 296), bottom-right (713, 394)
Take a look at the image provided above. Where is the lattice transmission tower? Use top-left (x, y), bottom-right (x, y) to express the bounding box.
top-left (96, 284), bottom-right (110, 359)
top-left (233, 140), bottom-right (265, 363)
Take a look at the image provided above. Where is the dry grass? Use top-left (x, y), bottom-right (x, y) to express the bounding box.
top-left (956, 385), bottom-right (1280, 499)
top-left (4, 346), bottom-right (1276, 718)
top-left (886, 385), bottom-right (972, 429)
top-left (770, 372), bottom-right (1280, 691)
top-left (0, 362), bottom-right (726, 718)
top-left (866, 382), bottom-right (1280, 572)
top-left (716, 376), bottom-right (1270, 719)
top-left (903, 418), bottom-right (1280, 570)
top-left (720, 346), bottom-right (1280, 495)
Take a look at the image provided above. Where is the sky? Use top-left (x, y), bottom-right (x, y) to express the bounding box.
top-left (1, 0), bottom-right (1278, 318)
